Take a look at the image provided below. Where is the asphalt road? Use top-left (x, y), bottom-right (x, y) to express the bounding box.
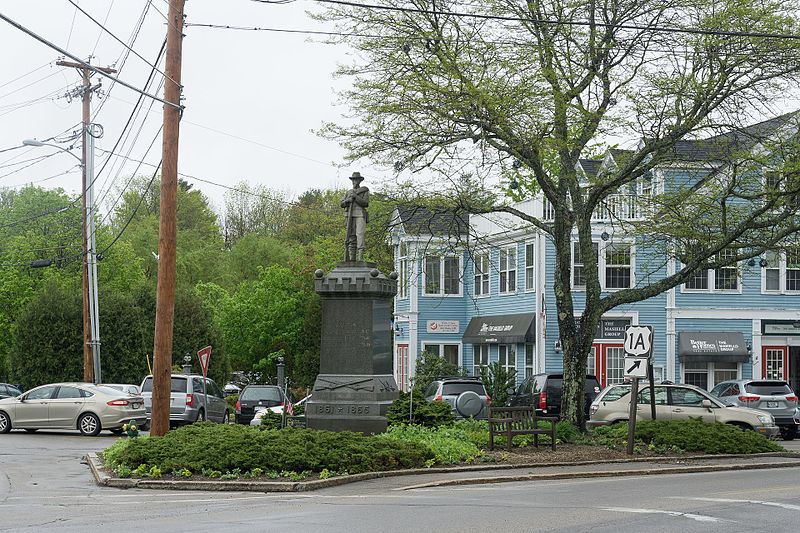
top-left (3, 430), bottom-right (800, 532)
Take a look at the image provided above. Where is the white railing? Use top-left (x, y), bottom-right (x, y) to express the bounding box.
top-left (542, 194), bottom-right (643, 221)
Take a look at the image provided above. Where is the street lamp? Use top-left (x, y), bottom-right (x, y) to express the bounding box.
top-left (22, 137), bottom-right (102, 384)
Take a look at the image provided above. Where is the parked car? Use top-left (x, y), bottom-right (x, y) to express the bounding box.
top-left (710, 379), bottom-right (800, 440)
top-left (0, 383), bottom-right (146, 436)
top-left (424, 377), bottom-right (489, 419)
top-left (235, 385), bottom-right (287, 425)
top-left (249, 395), bottom-right (311, 426)
top-left (100, 384), bottom-right (141, 396)
top-left (0, 383), bottom-right (22, 399)
top-left (509, 373), bottom-right (602, 418)
top-left (140, 374), bottom-right (228, 427)
top-left (588, 382), bottom-right (779, 438)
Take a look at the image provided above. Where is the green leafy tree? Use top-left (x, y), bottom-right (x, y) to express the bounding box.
top-left (413, 351), bottom-right (465, 393)
top-left (479, 362), bottom-right (517, 408)
top-left (317, 0), bottom-right (800, 427)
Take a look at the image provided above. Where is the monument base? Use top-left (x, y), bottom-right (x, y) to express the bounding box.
top-left (305, 373), bottom-right (397, 435)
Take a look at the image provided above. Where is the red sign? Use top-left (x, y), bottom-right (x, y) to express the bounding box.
top-left (197, 346), bottom-right (212, 376)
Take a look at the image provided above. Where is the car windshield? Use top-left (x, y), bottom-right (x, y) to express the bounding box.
top-left (141, 377), bottom-right (187, 393)
top-left (89, 385), bottom-right (133, 396)
top-left (442, 383), bottom-right (485, 395)
top-left (547, 377), bottom-right (601, 393)
top-left (744, 381), bottom-right (793, 395)
top-left (241, 387), bottom-right (282, 402)
top-left (602, 386), bottom-right (631, 401)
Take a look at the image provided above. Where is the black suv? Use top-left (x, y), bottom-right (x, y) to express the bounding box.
top-left (235, 385), bottom-right (287, 425)
top-left (509, 373), bottom-right (601, 418)
top-left (423, 377), bottom-right (489, 419)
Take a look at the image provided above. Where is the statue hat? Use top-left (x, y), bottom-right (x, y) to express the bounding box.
top-left (349, 172), bottom-right (364, 183)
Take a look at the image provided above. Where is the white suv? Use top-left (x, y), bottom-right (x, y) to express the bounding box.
top-left (588, 382), bottom-right (779, 439)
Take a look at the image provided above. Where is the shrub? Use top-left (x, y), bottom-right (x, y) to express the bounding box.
top-left (225, 395), bottom-right (238, 415)
top-left (386, 390), bottom-right (454, 427)
top-left (102, 422), bottom-right (433, 475)
top-left (479, 362), bottom-right (517, 407)
top-left (412, 351), bottom-right (465, 393)
top-left (635, 418), bottom-right (784, 454)
top-left (259, 410), bottom-right (283, 430)
top-left (382, 424), bottom-right (483, 465)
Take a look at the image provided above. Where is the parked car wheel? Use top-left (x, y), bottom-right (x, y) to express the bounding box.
top-left (78, 413), bottom-right (102, 436)
top-left (195, 409), bottom-right (205, 423)
top-left (0, 411), bottom-right (11, 433)
top-left (780, 426), bottom-right (797, 440)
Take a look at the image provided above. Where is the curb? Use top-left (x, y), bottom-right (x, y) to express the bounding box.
top-left (86, 451), bottom-right (800, 493)
top-left (397, 460), bottom-right (800, 490)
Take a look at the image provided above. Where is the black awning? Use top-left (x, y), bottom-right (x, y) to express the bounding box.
top-left (678, 331), bottom-right (749, 363)
top-left (462, 314), bottom-right (535, 344)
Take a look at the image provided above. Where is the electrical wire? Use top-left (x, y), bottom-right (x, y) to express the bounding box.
top-left (310, 0), bottom-right (800, 41)
top-left (90, 0), bottom-right (115, 57)
top-left (0, 11), bottom-right (181, 110)
top-left (0, 61), bottom-right (53, 91)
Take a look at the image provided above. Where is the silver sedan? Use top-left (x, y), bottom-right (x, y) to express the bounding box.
top-left (0, 383), bottom-right (147, 436)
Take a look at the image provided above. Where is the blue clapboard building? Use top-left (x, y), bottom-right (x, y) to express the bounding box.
top-left (390, 114), bottom-right (800, 394)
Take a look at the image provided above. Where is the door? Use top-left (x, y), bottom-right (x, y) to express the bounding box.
top-left (763, 346), bottom-right (788, 380)
top-left (48, 386), bottom-right (85, 428)
top-left (599, 344), bottom-right (625, 387)
top-left (15, 385), bottom-right (58, 428)
top-left (668, 387), bottom-right (715, 422)
top-left (396, 344), bottom-right (409, 392)
top-left (206, 379), bottom-right (226, 422)
top-left (788, 347), bottom-right (800, 394)
top-left (635, 386), bottom-right (671, 421)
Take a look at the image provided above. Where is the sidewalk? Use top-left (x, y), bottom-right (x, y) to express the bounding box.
top-left (86, 452), bottom-right (800, 493)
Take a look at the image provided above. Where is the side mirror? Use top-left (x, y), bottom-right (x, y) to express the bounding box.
top-left (701, 399), bottom-right (712, 409)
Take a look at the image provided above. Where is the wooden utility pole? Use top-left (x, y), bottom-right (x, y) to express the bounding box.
top-left (56, 60), bottom-right (115, 384)
top-left (150, 0), bottom-right (186, 437)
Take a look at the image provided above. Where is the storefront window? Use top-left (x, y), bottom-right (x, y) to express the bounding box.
top-left (683, 361), bottom-right (709, 389)
top-left (682, 361), bottom-right (740, 390)
top-left (525, 343), bottom-right (534, 378)
top-left (473, 344), bottom-right (489, 377)
top-left (423, 343), bottom-right (460, 366)
top-left (499, 344), bottom-right (516, 374)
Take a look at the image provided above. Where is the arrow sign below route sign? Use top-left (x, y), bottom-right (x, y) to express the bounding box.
top-left (624, 357), bottom-right (648, 378)
top-left (197, 346), bottom-right (212, 376)
top-left (624, 325), bottom-right (653, 359)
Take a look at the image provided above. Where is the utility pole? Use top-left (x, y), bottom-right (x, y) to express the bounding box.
top-left (150, 0), bottom-right (186, 437)
top-left (56, 60), bottom-right (116, 385)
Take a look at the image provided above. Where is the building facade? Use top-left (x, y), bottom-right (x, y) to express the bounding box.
top-left (391, 114), bottom-right (800, 394)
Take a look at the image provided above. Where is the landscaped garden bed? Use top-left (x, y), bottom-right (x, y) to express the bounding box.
top-left (99, 416), bottom-right (784, 483)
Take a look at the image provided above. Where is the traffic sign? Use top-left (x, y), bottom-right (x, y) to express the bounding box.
top-left (197, 346), bottom-right (212, 376)
top-left (624, 357), bottom-right (648, 378)
top-left (624, 325), bottom-right (653, 358)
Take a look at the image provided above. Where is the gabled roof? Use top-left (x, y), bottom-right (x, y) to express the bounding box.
top-left (578, 158), bottom-right (603, 178)
top-left (394, 205), bottom-right (469, 237)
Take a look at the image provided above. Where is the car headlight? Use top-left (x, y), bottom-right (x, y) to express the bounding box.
top-left (757, 415), bottom-right (774, 425)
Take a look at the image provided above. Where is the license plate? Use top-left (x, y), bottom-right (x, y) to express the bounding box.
top-left (767, 401), bottom-right (779, 408)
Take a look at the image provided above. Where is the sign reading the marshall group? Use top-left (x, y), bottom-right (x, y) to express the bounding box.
top-left (596, 318), bottom-right (632, 340)
top-left (427, 320), bottom-right (459, 334)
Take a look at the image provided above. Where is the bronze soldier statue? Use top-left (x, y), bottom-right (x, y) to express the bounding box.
top-left (341, 172), bottom-right (369, 262)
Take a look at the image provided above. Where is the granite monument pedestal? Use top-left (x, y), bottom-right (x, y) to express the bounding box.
top-left (306, 261), bottom-right (398, 434)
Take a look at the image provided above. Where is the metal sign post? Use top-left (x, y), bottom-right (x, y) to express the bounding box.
top-left (197, 346), bottom-right (212, 422)
top-left (623, 326), bottom-right (654, 455)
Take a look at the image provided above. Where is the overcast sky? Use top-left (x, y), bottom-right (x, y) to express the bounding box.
top-left (0, 0), bottom-right (355, 216)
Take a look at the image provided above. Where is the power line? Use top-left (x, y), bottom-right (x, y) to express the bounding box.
top-left (0, 61), bottom-right (53, 91)
top-left (89, 0), bottom-right (115, 57)
top-left (67, 0), bottom-right (177, 87)
top-left (310, 0), bottom-right (800, 41)
top-left (0, 11), bottom-right (181, 110)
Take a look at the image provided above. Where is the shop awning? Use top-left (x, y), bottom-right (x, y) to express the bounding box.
top-left (678, 331), bottom-right (749, 363)
top-left (462, 314), bottom-right (535, 344)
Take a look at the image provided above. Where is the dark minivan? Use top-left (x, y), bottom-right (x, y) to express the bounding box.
top-left (235, 385), bottom-right (286, 425)
top-left (509, 373), bottom-right (601, 418)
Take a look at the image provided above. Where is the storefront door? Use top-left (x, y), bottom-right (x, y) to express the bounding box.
top-left (396, 344), bottom-right (409, 392)
top-left (596, 343), bottom-right (625, 387)
top-left (789, 347), bottom-right (800, 393)
top-left (762, 346), bottom-right (788, 381)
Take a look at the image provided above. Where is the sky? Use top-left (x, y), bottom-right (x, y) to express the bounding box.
top-left (0, 0), bottom-right (356, 217)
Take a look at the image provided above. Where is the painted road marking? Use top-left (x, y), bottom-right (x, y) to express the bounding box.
top-left (674, 497), bottom-right (800, 512)
top-left (601, 507), bottom-right (725, 522)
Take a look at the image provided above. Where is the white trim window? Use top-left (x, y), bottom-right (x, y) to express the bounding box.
top-left (605, 242), bottom-right (633, 290)
top-left (763, 248), bottom-right (800, 293)
top-left (473, 252), bottom-right (490, 297)
top-left (473, 344), bottom-right (489, 377)
top-left (499, 245), bottom-right (517, 294)
top-left (572, 242), bottom-right (598, 289)
top-left (524, 343), bottom-right (534, 378)
top-left (424, 255), bottom-right (461, 295)
top-left (683, 361), bottom-right (739, 389)
top-left (524, 242), bottom-right (535, 292)
top-left (683, 249), bottom-right (740, 292)
top-left (423, 343), bottom-right (460, 367)
top-left (398, 243), bottom-right (409, 299)
top-left (498, 344), bottom-right (516, 374)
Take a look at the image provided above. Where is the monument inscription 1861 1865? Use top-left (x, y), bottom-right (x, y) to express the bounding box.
top-left (305, 172), bottom-right (399, 434)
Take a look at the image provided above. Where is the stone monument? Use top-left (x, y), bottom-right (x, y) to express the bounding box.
top-left (305, 172), bottom-right (399, 434)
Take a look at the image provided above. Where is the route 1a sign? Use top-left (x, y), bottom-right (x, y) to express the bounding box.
top-left (624, 325), bottom-right (653, 359)
top-left (624, 357), bottom-right (648, 378)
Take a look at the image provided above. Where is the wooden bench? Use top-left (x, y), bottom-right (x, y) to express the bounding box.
top-left (488, 406), bottom-right (558, 451)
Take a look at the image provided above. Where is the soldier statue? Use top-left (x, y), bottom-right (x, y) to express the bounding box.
top-left (341, 172), bottom-right (369, 262)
